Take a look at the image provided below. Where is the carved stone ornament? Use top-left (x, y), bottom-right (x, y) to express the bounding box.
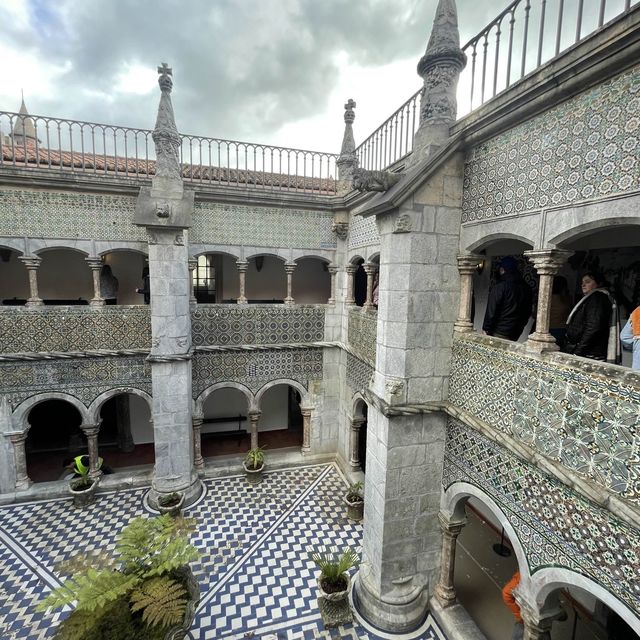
top-left (352, 167), bottom-right (401, 193)
top-left (174, 232), bottom-right (184, 246)
top-left (393, 213), bottom-right (412, 234)
top-left (385, 378), bottom-right (405, 397)
top-left (331, 221), bottom-right (349, 240)
top-left (156, 203), bottom-right (171, 218)
top-left (147, 231), bottom-right (158, 245)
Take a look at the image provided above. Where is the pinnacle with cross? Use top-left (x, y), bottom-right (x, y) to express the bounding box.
top-left (158, 63), bottom-right (172, 76)
top-left (344, 99), bottom-right (356, 111)
top-left (343, 98), bottom-right (356, 125)
top-left (157, 63), bottom-right (173, 92)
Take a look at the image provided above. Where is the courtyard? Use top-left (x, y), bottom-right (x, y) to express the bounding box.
top-left (0, 463), bottom-right (446, 640)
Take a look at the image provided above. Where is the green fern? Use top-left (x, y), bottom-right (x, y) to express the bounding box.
top-left (130, 576), bottom-right (187, 628)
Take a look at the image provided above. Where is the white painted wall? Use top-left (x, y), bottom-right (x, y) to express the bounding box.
top-left (105, 251), bottom-right (147, 305)
top-left (202, 388), bottom-right (249, 434)
top-left (0, 249), bottom-right (28, 302)
top-left (220, 254), bottom-right (240, 301)
top-left (245, 256), bottom-right (286, 301)
top-left (258, 385), bottom-right (289, 431)
top-left (129, 394), bottom-right (153, 444)
top-left (37, 249), bottom-right (93, 302)
top-left (292, 258), bottom-right (331, 303)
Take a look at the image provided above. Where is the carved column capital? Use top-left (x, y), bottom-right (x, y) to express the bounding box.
top-left (8, 431), bottom-right (27, 445)
top-left (523, 249), bottom-right (573, 276)
top-left (235, 259), bottom-right (249, 273)
top-left (438, 511), bottom-right (467, 536)
top-left (363, 262), bottom-right (378, 275)
top-left (456, 253), bottom-right (484, 275)
top-left (19, 256), bottom-right (42, 270)
top-left (85, 257), bottom-right (103, 270)
top-left (345, 264), bottom-right (357, 275)
top-left (80, 422), bottom-right (101, 437)
top-left (284, 261), bottom-right (297, 274)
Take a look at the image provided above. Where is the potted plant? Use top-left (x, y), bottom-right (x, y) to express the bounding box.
top-left (157, 492), bottom-right (185, 518)
top-left (344, 481), bottom-right (364, 522)
top-left (243, 446), bottom-right (265, 484)
top-left (67, 457), bottom-right (98, 508)
top-left (310, 547), bottom-right (359, 627)
top-left (38, 515), bottom-right (200, 640)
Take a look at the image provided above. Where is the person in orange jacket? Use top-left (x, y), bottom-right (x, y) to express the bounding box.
top-left (502, 571), bottom-right (524, 639)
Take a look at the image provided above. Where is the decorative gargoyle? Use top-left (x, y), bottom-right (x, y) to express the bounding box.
top-left (352, 167), bottom-right (402, 193)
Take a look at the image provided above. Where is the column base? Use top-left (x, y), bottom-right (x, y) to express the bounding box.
top-left (353, 570), bottom-right (429, 633)
top-left (453, 321), bottom-right (474, 333)
top-left (526, 332), bottom-right (560, 353)
top-left (434, 583), bottom-right (457, 608)
top-left (149, 470), bottom-right (203, 509)
top-left (15, 478), bottom-right (32, 492)
top-left (90, 299), bottom-right (105, 307)
top-left (25, 299), bottom-right (44, 307)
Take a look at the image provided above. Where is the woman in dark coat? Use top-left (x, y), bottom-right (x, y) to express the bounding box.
top-left (564, 272), bottom-right (618, 362)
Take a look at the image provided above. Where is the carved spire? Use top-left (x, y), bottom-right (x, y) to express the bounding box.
top-left (12, 95), bottom-right (38, 143)
top-left (337, 98), bottom-right (358, 182)
top-left (152, 63), bottom-right (182, 181)
top-left (408, 0), bottom-right (466, 165)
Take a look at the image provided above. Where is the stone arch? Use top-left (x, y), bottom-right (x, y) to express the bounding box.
top-left (352, 392), bottom-right (367, 419)
top-left (294, 254), bottom-right (331, 265)
top-left (98, 247), bottom-right (148, 257)
top-left (88, 388), bottom-right (153, 424)
top-left (189, 244), bottom-right (241, 261)
top-left (0, 242), bottom-right (24, 256)
top-left (245, 251), bottom-right (286, 263)
top-left (529, 568), bottom-right (640, 634)
top-left (255, 379), bottom-right (308, 409)
top-left (12, 392), bottom-right (90, 433)
top-left (467, 233), bottom-right (535, 253)
top-left (548, 216), bottom-right (640, 248)
top-left (349, 254), bottom-right (365, 265)
top-left (441, 481), bottom-right (530, 581)
top-left (366, 251), bottom-right (380, 263)
top-left (192, 249), bottom-right (239, 261)
top-left (34, 245), bottom-right (90, 257)
top-left (195, 381), bottom-right (254, 415)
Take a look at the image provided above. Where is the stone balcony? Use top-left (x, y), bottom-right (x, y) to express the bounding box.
top-left (448, 333), bottom-right (640, 519)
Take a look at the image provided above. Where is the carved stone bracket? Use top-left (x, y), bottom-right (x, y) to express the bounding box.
top-left (331, 221), bottom-right (349, 240)
top-left (352, 168), bottom-right (401, 193)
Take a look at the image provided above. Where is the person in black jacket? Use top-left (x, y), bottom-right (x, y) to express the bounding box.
top-left (136, 266), bottom-right (151, 304)
top-left (564, 272), bottom-right (614, 361)
top-left (482, 256), bottom-right (533, 341)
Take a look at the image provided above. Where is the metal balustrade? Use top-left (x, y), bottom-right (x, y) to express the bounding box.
top-left (355, 0), bottom-right (637, 171)
top-left (0, 112), bottom-right (338, 194)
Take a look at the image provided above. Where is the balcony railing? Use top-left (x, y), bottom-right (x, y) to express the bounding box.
top-left (355, 0), bottom-right (637, 171)
top-left (0, 112), bottom-right (338, 194)
top-left (448, 334), bottom-right (640, 508)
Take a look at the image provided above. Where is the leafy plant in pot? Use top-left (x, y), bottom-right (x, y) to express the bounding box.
top-left (310, 547), bottom-right (359, 626)
top-left (157, 492), bottom-right (185, 518)
top-left (37, 515), bottom-right (200, 640)
top-left (67, 457), bottom-right (97, 508)
top-left (344, 481), bottom-right (364, 522)
top-left (243, 446), bottom-right (265, 484)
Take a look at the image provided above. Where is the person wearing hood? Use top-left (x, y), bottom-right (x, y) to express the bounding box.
top-left (482, 256), bottom-right (533, 341)
top-left (564, 272), bottom-right (620, 363)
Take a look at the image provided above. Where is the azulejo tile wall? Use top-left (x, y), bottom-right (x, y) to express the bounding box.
top-left (348, 308), bottom-right (377, 365)
top-left (0, 307), bottom-right (151, 354)
top-left (0, 189), bottom-right (145, 240)
top-left (192, 348), bottom-right (323, 396)
top-left (444, 419), bottom-right (640, 617)
top-left (448, 336), bottom-right (640, 504)
top-left (192, 202), bottom-right (336, 248)
top-left (0, 356), bottom-right (151, 410)
top-left (348, 212), bottom-right (380, 250)
top-left (192, 305), bottom-right (325, 347)
top-left (462, 65), bottom-right (640, 222)
top-left (346, 352), bottom-right (373, 395)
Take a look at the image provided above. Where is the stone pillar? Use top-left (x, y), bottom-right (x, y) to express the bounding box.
top-left (454, 253), bottom-right (483, 332)
top-left (518, 597), bottom-right (566, 640)
top-left (284, 261), bottom-right (296, 305)
top-left (362, 263), bottom-right (377, 310)
top-left (327, 263), bottom-right (339, 305)
top-left (349, 417), bottom-right (365, 469)
top-left (248, 411), bottom-right (261, 449)
top-left (188, 258), bottom-right (198, 305)
top-left (192, 416), bottom-right (204, 475)
top-left (134, 62), bottom-right (201, 508)
top-left (353, 152), bottom-right (465, 633)
top-left (86, 257), bottom-right (105, 306)
top-left (345, 265), bottom-right (357, 305)
top-left (434, 512), bottom-right (467, 607)
top-left (301, 407), bottom-right (312, 453)
top-left (115, 395), bottom-right (135, 453)
top-left (236, 259), bottom-right (248, 304)
top-left (81, 423), bottom-right (102, 479)
top-left (19, 256), bottom-right (44, 307)
top-left (8, 432), bottom-right (31, 491)
top-left (524, 249), bottom-right (573, 352)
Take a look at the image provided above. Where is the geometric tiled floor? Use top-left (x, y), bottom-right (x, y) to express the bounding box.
top-left (0, 463), bottom-right (447, 640)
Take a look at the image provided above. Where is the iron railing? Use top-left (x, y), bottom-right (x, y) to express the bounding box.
top-left (0, 112), bottom-right (338, 194)
top-left (355, 0), bottom-right (637, 171)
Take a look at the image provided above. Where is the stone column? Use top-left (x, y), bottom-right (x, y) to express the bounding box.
top-left (81, 423), bottom-right (102, 479)
top-left (284, 261), bottom-right (296, 305)
top-left (327, 263), bottom-right (339, 305)
top-left (349, 417), bottom-right (365, 469)
top-left (454, 253), bottom-right (483, 332)
top-left (192, 416), bottom-right (204, 475)
top-left (434, 512), bottom-right (467, 607)
top-left (362, 263), bottom-right (377, 310)
top-left (86, 257), bottom-right (105, 306)
top-left (345, 265), bottom-right (357, 305)
top-left (19, 256), bottom-right (44, 307)
top-left (8, 432), bottom-right (31, 491)
top-left (188, 258), bottom-right (198, 305)
top-left (518, 597), bottom-right (566, 640)
top-left (524, 249), bottom-right (573, 352)
top-left (301, 407), bottom-right (312, 453)
top-left (248, 411), bottom-right (261, 449)
top-left (236, 259), bottom-right (248, 304)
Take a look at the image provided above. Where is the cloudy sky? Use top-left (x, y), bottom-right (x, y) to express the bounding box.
top-left (1, 0), bottom-right (509, 152)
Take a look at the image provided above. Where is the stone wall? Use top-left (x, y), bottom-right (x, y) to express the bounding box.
top-left (444, 418), bottom-right (640, 618)
top-left (347, 308), bottom-right (377, 365)
top-left (448, 334), bottom-right (640, 506)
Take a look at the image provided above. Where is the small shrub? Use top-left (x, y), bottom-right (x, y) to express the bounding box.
top-left (244, 446), bottom-right (266, 470)
top-left (310, 547), bottom-right (359, 593)
top-left (345, 481), bottom-right (363, 503)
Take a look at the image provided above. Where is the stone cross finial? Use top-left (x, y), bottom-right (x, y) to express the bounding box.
top-left (157, 63), bottom-right (173, 92)
top-left (344, 98), bottom-right (357, 123)
top-left (337, 97), bottom-right (358, 182)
